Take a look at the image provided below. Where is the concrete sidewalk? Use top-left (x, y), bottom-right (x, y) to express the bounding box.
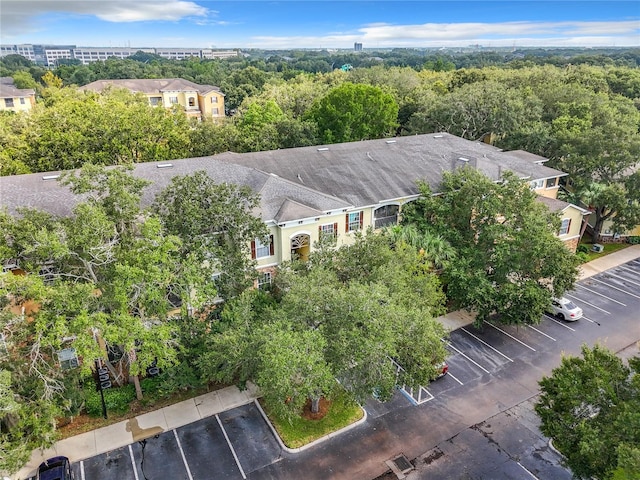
top-left (11, 245), bottom-right (640, 480)
top-left (13, 382), bottom-right (261, 480)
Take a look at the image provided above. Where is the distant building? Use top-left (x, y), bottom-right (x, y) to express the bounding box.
top-left (79, 78), bottom-right (225, 121)
top-left (354, 42), bottom-right (363, 51)
top-left (0, 44), bottom-right (239, 66)
top-left (0, 77), bottom-right (36, 113)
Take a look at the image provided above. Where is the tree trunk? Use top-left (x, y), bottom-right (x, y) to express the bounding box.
top-left (593, 214), bottom-right (605, 242)
top-left (132, 374), bottom-right (143, 401)
top-left (310, 396), bottom-right (320, 414)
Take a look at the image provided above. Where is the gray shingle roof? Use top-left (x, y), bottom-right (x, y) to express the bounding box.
top-left (0, 84), bottom-right (35, 99)
top-left (214, 133), bottom-right (566, 208)
top-left (0, 133), bottom-right (567, 223)
top-left (78, 78), bottom-right (223, 96)
top-left (0, 157), bottom-right (349, 222)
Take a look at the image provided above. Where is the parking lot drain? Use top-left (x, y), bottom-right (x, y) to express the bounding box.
top-left (392, 454), bottom-right (412, 472)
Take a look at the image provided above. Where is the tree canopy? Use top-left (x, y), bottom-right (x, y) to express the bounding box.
top-left (536, 345), bottom-right (640, 480)
top-left (402, 168), bottom-right (580, 325)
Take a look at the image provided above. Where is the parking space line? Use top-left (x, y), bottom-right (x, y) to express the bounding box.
top-left (80, 461), bottom-right (85, 480)
top-left (461, 328), bottom-right (513, 362)
top-left (575, 284), bottom-right (626, 306)
top-left (128, 444), bottom-right (140, 480)
top-left (528, 325), bottom-right (556, 341)
top-left (445, 341), bottom-right (491, 374)
top-left (565, 293), bottom-right (612, 315)
top-left (582, 315), bottom-right (599, 325)
top-left (543, 314), bottom-right (576, 331)
top-left (216, 414), bottom-right (247, 479)
top-left (618, 264), bottom-right (640, 276)
top-left (485, 322), bottom-right (536, 351)
top-left (173, 429), bottom-right (194, 480)
top-left (517, 461), bottom-right (540, 479)
top-left (608, 271), bottom-right (640, 288)
top-left (588, 276), bottom-right (640, 300)
top-left (447, 372), bottom-right (464, 385)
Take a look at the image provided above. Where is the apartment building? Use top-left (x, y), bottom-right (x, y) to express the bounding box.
top-left (0, 133), bottom-right (589, 292)
top-left (79, 78), bottom-right (225, 121)
top-left (0, 44), bottom-right (239, 66)
top-left (0, 77), bottom-right (36, 113)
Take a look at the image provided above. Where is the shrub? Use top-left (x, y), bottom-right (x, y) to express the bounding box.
top-left (575, 251), bottom-right (590, 264)
top-left (577, 244), bottom-right (590, 254)
top-left (628, 236), bottom-right (640, 245)
top-left (83, 381), bottom-right (136, 417)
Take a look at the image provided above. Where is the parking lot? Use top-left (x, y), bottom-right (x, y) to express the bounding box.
top-left (72, 403), bottom-right (281, 480)
top-left (387, 258), bottom-right (640, 409)
top-left (65, 258), bottom-right (640, 480)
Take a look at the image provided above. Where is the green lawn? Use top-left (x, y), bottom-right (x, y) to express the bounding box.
top-left (580, 238), bottom-right (630, 263)
top-left (259, 387), bottom-right (364, 449)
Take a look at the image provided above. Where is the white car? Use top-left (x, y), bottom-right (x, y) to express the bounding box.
top-left (549, 297), bottom-right (583, 321)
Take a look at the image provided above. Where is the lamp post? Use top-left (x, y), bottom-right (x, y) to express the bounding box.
top-left (94, 359), bottom-right (110, 419)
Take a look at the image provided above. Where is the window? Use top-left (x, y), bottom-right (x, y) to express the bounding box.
top-left (374, 205), bottom-right (399, 229)
top-left (20, 98), bottom-right (25, 104)
top-left (169, 96), bottom-right (178, 104)
top-left (5, 98), bottom-right (14, 108)
top-left (149, 96), bottom-right (162, 106)
top-left (346, 211), bottom-right (363, 232)
top-left (58, 348), bottom-right (79, 370)
top-left (559, 218), bottom-right (571, 236)
top-left (257, 272), bottom-right (272, 290)
top-left (211, 96), bottom-right (218, 103)
top-left (212, 108), bottom-right (219, 115)
top-left (546, 177), bottom-right (558, 188)
top-left (188, 97), bottom-right (196, 107)
top-left (530, 179), bottom-right (544, 189)
top-left (319, 222), bottom-right (338, 240)
top-left (251, 235), bottom-right (274, 259)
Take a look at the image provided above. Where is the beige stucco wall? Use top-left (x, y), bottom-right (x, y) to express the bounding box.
top-left (199, 92), bottom-right (225, 120)
top-left (0, 95), bottom-right (34, 112)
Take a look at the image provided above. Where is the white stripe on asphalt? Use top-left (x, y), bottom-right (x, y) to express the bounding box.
top-left (173, 429), bottom-right (194, 480)
top-left (565, 294), bottom-right (612, 315)
top-left (447, 371), bottom-right (464, 385)
top-left (618, 264), bottom-right (640, 276)
top-left (574, 284), bottom-right (626, 306)
top-left (588, 276), bottom-right (640, 300)
top-left (517, 461), bottom-right (540, 479)
top-left (216, 414), bottom-right (247, 479)
top-left (607, 271), bottom-right (640, 288)
top-left (543, 314), bottom-right (576, 331)
top-left (80, 460), bottom-right (85, 480)
top-left (129, 444), bottom-right (140, 480)
top-left (446, 341), bottom-right (491, 374)
top-left (485, 322), bottom-right (536, 351)
top-left (582, 315), bottom-right (597, 324)
top-left (528, 325), bottom-right (556, 341)
top-left (461, 328), bottom-right (514, 362)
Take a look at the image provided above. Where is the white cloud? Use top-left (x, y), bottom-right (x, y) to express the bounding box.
top-left (251, 20), bottom-right (640, 48)
top-left (1, 1), bottom-right (208, 36)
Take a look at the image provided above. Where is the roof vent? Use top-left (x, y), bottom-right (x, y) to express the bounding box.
top-left (433, 134), bottom-right (444, 138)
top-left (458, 157), bottom-right (470, 162)
top-left (42, 174), bottom-right (60, 180)
top-left (317, 147), bottom-right (329, 151)
top-left (157, 163), bottom-right (173, 168)
top-left (366, 152), bottom-right (374, 161)
top-left (385, 140), bottom-right (396, 144)
top-left (297, 174), bottom-right (304, 184)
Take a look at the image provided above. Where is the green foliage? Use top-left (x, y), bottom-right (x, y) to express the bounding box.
top-left (536, 345), bottom-right (640, 480)
top-left (305, 82), bottom-right (399, 143)
top-left (404, 169), bottom-right (580, 325)
top-left (84, 382), bottom-right (136, 417)
top-left (261, 385), bottom-right (363, 449)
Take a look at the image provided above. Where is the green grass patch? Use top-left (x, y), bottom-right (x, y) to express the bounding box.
top-left (580, 241), bottom-right (630, 263)
top-left (260, 387), bottom-right (364, 449)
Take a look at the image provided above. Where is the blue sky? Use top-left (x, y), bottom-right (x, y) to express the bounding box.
top-left (2, 1), bottom-right (639, 49)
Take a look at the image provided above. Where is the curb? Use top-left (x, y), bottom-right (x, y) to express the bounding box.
top-left (254, 398), bottom-right (368, 454)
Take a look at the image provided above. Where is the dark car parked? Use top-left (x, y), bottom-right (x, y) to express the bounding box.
top-left (38, 456), bottom-right (74, 480)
